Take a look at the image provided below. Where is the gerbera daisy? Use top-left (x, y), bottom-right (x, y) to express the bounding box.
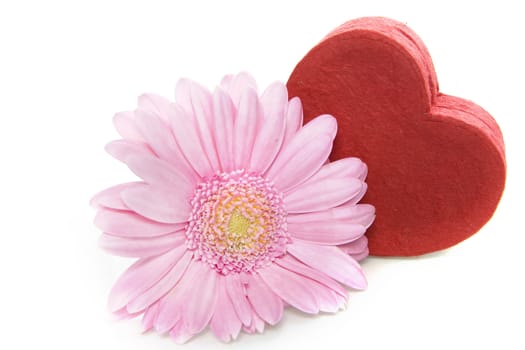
top-left (91, 72), bottom-right (374, 343)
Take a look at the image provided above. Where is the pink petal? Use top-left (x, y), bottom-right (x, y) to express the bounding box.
top-left (168, 104), bottom-right (213, 178)
top-left (155, 261), bottom-right (212, 334)
top-left (266, 114), bottom-right (336, 174)
top-left (245, 274), bottom-right (283, 325)
top-left (137, 93), bottom-right (172, 123)
top-left (224, 274), bottom-right (252, 326)
top-left (287, 179), bottom-right (363, 214)
top-left (339, 235), bottom-right (369, 262)
top-left (210, 276), bottom-right (242, 342)
top-left (276, 254), bottom-right (347, 298)
top-left (253, 313), bottom-right (265, 333)
top-left (269, 134), bottom-right (333, 192)
top-left (233, 87), bottom-right (261, 169)
top-left (222, 72), bottom-right (258, 107)
top-left (113, 306), bottom-right (142, 321)
top-left (282, 97), bottom-right (303, 146)
top-left (287, 203), bottom-right (375, 228)
top-left (269, 258), bottom-right (346, 313)
top-left (356, 162), bottom-right (368, 181)
top-left (212, 87), bottom-right (235, 172)
top-left (350, 249), bottom-right (369, 262)
top-left (248, 82), bottom-right (287, 173)
top-left (180, 264), bottom-right (218, 335)
top-left (287, 241), bottom-right (367, 290)
top-left (356, 205), bottom-right (376, 228)
top-left (243, 312), bottom-right (265, 334)
top-left (90, 182), bottom-right (143, 210)
top-left (347, 158), bottom-right (368, 180)
top-left (121, 184), bottom-right (191, 224)
top-left (284, 159), bottom-right (365, 213)
top-left (347, 182), bottom-right (368, 205)
top-left (107, 246), bottom-right (185, 312)
top-left (174, 78), bottom-right (193, 113)
top-left (307, 281), bottom-right (346, 313)
top-left (265, 115), bottom-right (337, 192)
top-left (125, 154), bottom-right (195, 190)
top-left (134, 109), bottom-right (195, 180)
top-left (299, 157), bottom-right (367, 181)
top-left (127, 250), bottom-right (193, 313)
top-left (135, 94), bottom-right (200, 182)
top-left (298, 113), bottom-right (337, 137)
top-left (219, 74), bottom-right (234, 92)
top-left (169, 321), bottom-right (193, 344)
top-left (99, 232), bottom-right (185, 258)
top-left (174, 77), bottom-right (218, 136)
top-left (242, 323), bottom-right (255, 334)
top-left (94, 208), bottom-right (185, 237)
top-left (288, 220), bottom-right (365, 245)
top-left (105, 139), bottom-right (154, 163)
top-left (141, 302), bottom-right (159, 332)
top-left (187, 82), bottom-right (221, 172)
top-left (258, 264), bottom-right (319, 314)
top-left (113, 111), bottom-right (145, 142)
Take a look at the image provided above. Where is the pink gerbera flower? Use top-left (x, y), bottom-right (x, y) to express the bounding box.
top-left (92, 72), bottom-right (374, 343)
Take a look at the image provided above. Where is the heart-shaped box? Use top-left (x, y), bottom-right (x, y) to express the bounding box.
top-left (287, 17), bottom-right (506, 256)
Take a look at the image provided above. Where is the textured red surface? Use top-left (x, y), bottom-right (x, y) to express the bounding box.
top-left (287, 17), bottom-right (506, 256)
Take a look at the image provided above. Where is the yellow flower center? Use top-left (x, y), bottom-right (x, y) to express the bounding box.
top-left (227, 210), bottom-right (251, 240)
top-left (185, 170), bottom-right (289, 274)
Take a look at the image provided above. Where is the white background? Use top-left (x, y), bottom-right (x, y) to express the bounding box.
top-left (1, 1), bottom-right (524, 349)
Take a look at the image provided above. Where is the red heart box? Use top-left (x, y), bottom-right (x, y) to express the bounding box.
top-left (287, 17), bottom-right (506, 256)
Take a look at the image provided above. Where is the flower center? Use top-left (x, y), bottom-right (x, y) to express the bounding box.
top-left (185, 169), bottom-right (288, 274)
